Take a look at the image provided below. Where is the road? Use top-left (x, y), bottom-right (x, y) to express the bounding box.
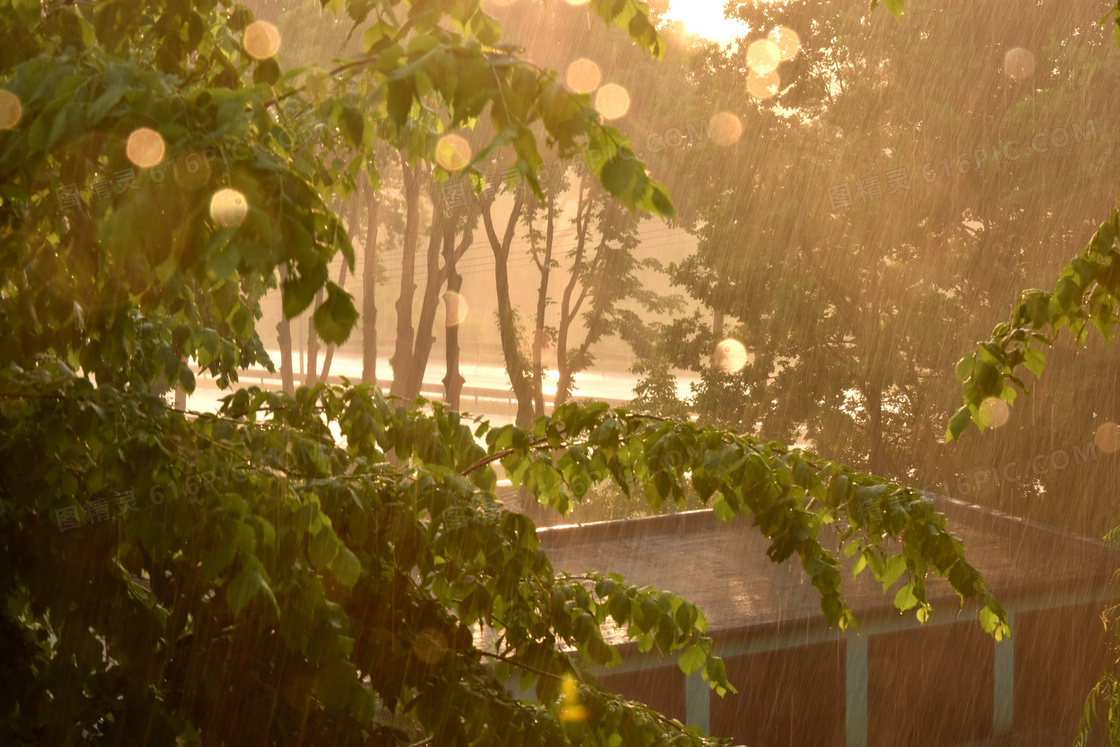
top-left (184, 350), bottom-right (698, 425)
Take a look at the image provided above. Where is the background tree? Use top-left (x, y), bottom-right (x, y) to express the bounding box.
top-left (634, 0), bottom-right (1120, 535)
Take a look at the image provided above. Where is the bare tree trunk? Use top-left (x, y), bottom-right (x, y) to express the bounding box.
top-left (362, 181), bottom-right (380, 385)
top-left (319, 262), bottom-right (347, 382)
top-left (400, 211), bottom-right (477, 400)
top-left (555, 182), bottom-right (592, 407)
top-left (318, 197), bottom-right (361, 383)
top-left (531, 196), bottom-right (556, 418)
top-left (482, 195), bottom-right (534, 427)
top-left (304, 287), bottom-right (324, 387)
top-left (277, 265), bottom-right (294, 395)
top-left (398, 214), bottom-right (445, 399)
top-left (390, 155), bottom-right (424, 397)
top-left (443, 233), bottom-right (465, 410)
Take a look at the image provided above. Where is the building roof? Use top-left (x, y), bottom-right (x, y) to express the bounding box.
top-left (537, 496), bottom-right (1120, 644)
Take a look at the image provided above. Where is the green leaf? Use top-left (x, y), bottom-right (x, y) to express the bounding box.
top-left (878, 554), bottom-right (907, 590)
top-left (677, 644), bottom-right (706, 675)
top-left (387, 79), bottom-right (413, 125)
top-left (254, 58), bottom-right (281, 86)
top-left (281, 262), bottom-right (329, 318)
top-left (330, 546), bottom-right (361, 587)
top-left (711, 494), bottom-right (736, 522)
top-left (339, 105), bottom-right (364, 148)
top-left (202, 524), bottom-right (241, 583)
top-left (1023, 347), bottom-right (1046, 378)
top-left (600, 156), bottom-right (638, 197)
top-left (313, 282), bottom-right (360, 345)
top-left (946, 406), bottom-right (971, 441)
top-left (227, 565), bottom-right (275, 617)
top-left (893, 582), bottom-right (918, 611)
top-left (874, 0), bottom-right (905, 20)
top-left (309, 527), bottom-right (340, 569)
top-left (86, 84), bottom-right (129, 126)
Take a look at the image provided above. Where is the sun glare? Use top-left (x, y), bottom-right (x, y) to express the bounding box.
top-left (664, 0), bottom-right (746, 46)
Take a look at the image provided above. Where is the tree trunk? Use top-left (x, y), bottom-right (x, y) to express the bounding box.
top-left (531, 196), bottom-right (556, 418)
top-left (390, 154), bottom-right (423, 397)
top-left (443, 232), bottom-right (465, 410)
top-left (362, 181), bottom-right (380, 385)
top-left (399, 215), bottom-right (446, 399)
top-left (318, 196), bottom-right (360, 384)
top-left (482, 195), bottom-right (534, 427)
top-left (319, 262), bottom-right (347, 382)
top-left (277, 265), bottom-right (294, 394)
top-left (304, 286), bottom-right (324, 387)
top-left (554, 182), bottom-right (592, 407)
top-left (401, 210), bottom-right (477, 400)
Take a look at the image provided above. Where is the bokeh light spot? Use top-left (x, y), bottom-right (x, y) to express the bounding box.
top-left (559, 674), bottom-right (589, 721)
top-left (412, 628), bottom-right (448, 664)
top-left (769, 26), bottom-right (800, 61)
top-left (210, 188), bottom-right (249, 228)
top-left (746, 70), bottom-right (781, 100)
top-left (1095, 422), bottom-right (1120, 454)
top-left (243, 21), bottom-right (282, 60)
top-left (1003, 47), bottom-right (1034, 80)
top-left (126, 128), bottom-right (166, 169)
top-left (563, 0), bottom-right (589, 6)
top-left (746, 39), bottom-right (782, 74)
top-left (595, 83), bottom-right (630, 120)
top-left (566, 59), bottom-right (602, 94)
top-left (435, 134), bottom-right (472, 172)
top-left (0, 90), bottom-right (22, 130)
top-left (716, 338), bottom-right (748, 374)
top-left (710, 112), bottom-right (743, 146)
top-left (979, 397), bottom-right (1010, 429)
top-left (444, 291), bottom-right (469, 327)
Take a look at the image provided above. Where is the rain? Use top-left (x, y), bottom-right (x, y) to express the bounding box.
top-left (3, 0), bottom-right (1120, 745)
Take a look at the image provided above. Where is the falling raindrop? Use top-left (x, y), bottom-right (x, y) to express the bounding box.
top-left (747, 70), bottom-right (781, 100)
top-left (444, 291), bottom-right (469, 327)
top-left (243, 21), bottom-right (282, 60)
top-left (0, 90), bottom-right (22, 130)
top-left (566, 59), bottom-right (602, 94)
top-left (1003, 48), bottom-right (1034, 80)
top-left (210, 188), bottom-right (249, 227)
top-left (979, 397), bottom-right (1010, 429)
top-left (595, 83), bottom-right (630, 120)
top-left (769, 27), bottom-right (800, 61)
top-left (746, 39), bottom-right (782, 75)
top-left (126, 128), bottom-right (166, 169)
top-left (412, 628), bottom-right (449, 664)
top-left (716, 338), bottom-right (748, 373)
top-left (435, 134), bottom-right (471, 171)
top-left (710, 112), bottom-right (743, 146)
top-left (1095, 422), bottom-right (1120, 454)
